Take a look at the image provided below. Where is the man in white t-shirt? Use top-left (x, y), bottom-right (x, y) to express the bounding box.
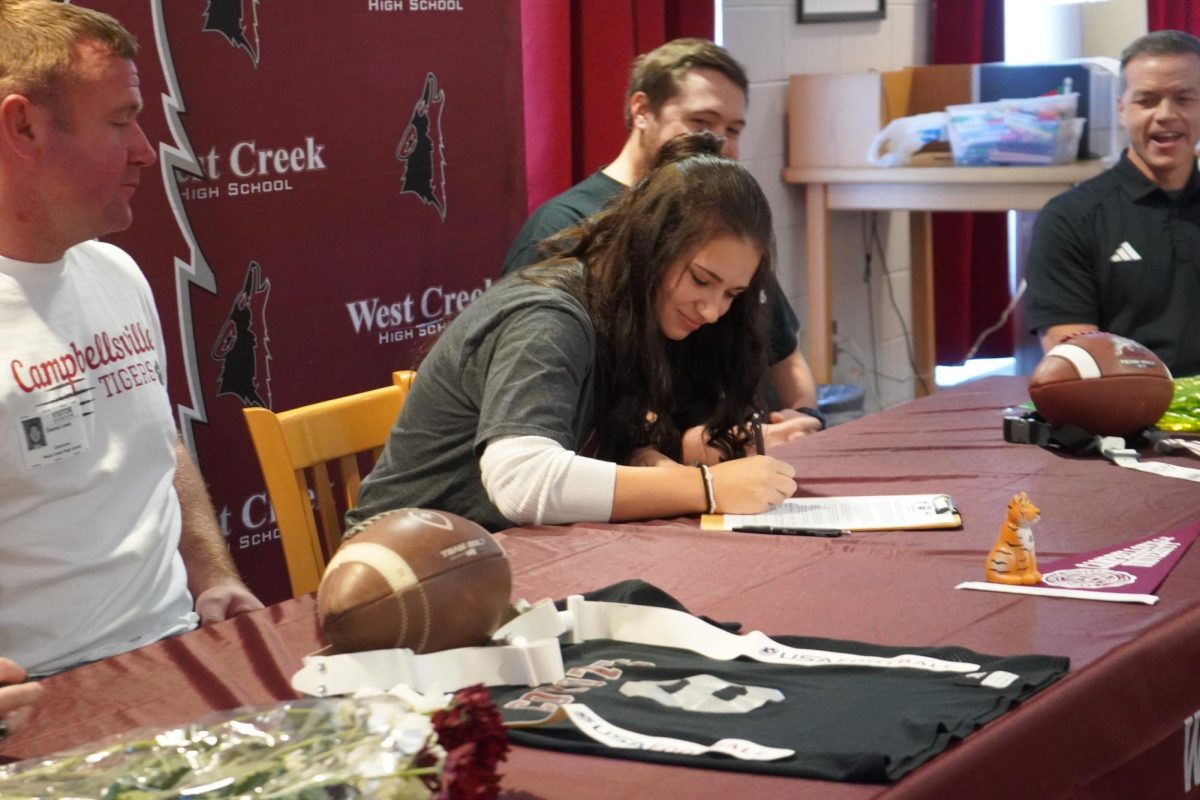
top-left (0, 1), bottom-right (262, 702)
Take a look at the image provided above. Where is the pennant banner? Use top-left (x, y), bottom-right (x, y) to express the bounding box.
top-left (956, 523), bottom-right (1200, 604)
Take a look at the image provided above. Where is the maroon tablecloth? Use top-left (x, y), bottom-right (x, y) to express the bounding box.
top-left (5, 377), bottom-right (1200, 799)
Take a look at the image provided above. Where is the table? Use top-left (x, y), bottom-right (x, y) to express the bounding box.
top-left (782, 162), bottom-right (1111, 395)
top-left (4, 376), bottom-right (1199, 799)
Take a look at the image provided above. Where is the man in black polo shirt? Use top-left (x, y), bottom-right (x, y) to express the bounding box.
top-left (504, 39), bottom-right (824, 432)
top-left (1026, 29), bottom-right (1200, 377)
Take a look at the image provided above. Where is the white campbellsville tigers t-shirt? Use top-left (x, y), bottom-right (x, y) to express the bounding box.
top-left (0, 241), bottom-right (196, 676)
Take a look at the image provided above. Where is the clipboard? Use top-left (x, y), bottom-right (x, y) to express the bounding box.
top-left (701, 493), bottom-right (962, 532)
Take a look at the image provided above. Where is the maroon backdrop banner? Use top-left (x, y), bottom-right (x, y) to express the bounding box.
top-left (87, 1), bottom-right (526, 603)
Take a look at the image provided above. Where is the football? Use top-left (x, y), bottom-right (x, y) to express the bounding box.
top-left (1029, 331), bottom-right (1173, 437)
top-left (317, 508), bottom-right (512, 654)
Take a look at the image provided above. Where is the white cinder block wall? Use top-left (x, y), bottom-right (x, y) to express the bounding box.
top-left (723, 0), bottom-right (932, 412)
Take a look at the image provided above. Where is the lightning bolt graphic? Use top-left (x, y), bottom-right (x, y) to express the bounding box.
top-left (245, 0), bottom-right (262, 65)
top-left (152, 3), bottom-right (214, 452)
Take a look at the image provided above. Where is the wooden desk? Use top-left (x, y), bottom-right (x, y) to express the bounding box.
top-left (782, 161), bottom-right (1110, 395)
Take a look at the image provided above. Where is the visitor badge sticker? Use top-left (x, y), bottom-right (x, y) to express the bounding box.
top-left (957, 524), bottom-right (1199, 604)
top-left (19, 398), bottom-right (90, 470)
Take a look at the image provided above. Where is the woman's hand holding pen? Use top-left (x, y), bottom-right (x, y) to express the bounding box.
top-left (710, 456), bottom-right (796, 513)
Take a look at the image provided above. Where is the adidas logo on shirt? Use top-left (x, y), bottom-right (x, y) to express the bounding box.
top-left (1110, 242), bottom-right (1142, 262)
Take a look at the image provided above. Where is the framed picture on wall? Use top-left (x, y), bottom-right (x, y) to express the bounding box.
top-left (797, 0), bottom-right (885, 23)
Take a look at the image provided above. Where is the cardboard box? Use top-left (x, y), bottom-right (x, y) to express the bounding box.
top-left (788, 65), bottom-right (973, 168)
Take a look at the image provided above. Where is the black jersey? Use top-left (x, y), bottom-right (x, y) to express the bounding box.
top-left (491, 582), bottom-right (1068, 783)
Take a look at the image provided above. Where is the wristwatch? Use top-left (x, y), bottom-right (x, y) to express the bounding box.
top-left (795, 406), bottom-right (827, 430)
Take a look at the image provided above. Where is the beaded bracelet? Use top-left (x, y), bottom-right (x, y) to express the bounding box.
top-left (698, 463), bottom-right (717, 515)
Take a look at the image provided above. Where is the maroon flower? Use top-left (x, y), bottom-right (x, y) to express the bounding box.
top-left (433, 685), bottom-right (509, 799)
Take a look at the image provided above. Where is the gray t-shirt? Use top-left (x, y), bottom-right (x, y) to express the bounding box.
top-left (349, 267), bottom-right (596, 531)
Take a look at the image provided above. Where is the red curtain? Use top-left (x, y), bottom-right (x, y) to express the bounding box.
top-left (930, 0), bottom-right (1009, 364)
top-left (518, 0), bottom-right (714, 213)
top-left (1147, 1), bottom-right (1200, 32)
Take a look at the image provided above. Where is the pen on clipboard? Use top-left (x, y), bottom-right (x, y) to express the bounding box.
top-left (732, 526), bottom-right (848, 538)
top-left (751, 411), bottom-right (766, 454)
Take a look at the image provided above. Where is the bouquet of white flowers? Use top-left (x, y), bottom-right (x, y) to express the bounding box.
top-left (0, 684), bottom-right (507, 799)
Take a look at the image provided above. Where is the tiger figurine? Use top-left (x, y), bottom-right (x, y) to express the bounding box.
top-left (985, 492), bottom-right (1043, 586)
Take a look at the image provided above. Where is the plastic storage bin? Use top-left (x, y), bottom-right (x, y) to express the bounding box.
top-left (947, 93), bottom-right (1084, 166)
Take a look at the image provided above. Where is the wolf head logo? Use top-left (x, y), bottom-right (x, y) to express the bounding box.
top-left (397, 72), bottom-right (447, 220)
top-left (202, 0), bottom-right (262, 67)
top-left (211, 261), bottom-right (272, 408)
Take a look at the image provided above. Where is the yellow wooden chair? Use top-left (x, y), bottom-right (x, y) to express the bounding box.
top-left (242, 370), bottom-right (416, 597)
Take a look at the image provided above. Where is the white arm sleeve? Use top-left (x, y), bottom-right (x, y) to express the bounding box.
top-left (479, 435), bottom-right (616, 525)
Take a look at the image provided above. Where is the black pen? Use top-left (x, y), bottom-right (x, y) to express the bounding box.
top-left (751, 411), bottom-right (766, 454)
top-left (732, 526), bottom-right (848, 538)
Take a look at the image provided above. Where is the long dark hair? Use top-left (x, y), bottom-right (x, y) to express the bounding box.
top-left (526, 132), bottom-right (774, 463)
